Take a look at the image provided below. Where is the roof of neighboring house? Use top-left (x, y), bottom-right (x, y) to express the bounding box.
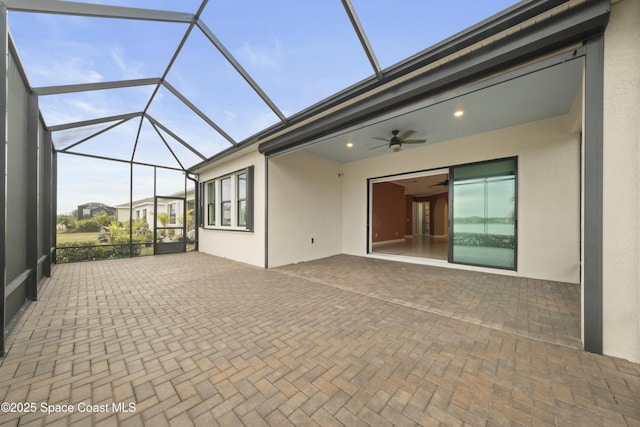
top-left (78, 202), bottom-right (116, 210)
top-left (114, 189), bottom-right (195, 209)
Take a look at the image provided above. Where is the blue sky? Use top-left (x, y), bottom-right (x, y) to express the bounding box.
top-left (7, 0), bottom-right (519, 214)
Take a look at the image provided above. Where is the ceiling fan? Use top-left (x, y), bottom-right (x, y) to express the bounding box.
top-left (369, 129), bottom-right (427, 152)
top-left (431, 178), bottom-right (449, 187)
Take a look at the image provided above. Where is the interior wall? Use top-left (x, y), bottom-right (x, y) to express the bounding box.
top-left (371, 182), bottom-right (405, 242)
top-left (342, 115), bottom-right (581, 284)
top-left (404, 196), bottom-right (413, 235)
top-left (268, 150), bottom-right (343, 267)
top-left (602, 0), bottom-right (640, 363)
top-left (197, 147), bottom-right (265, 267)
top-left (429, 193), bottom-right (448, 236)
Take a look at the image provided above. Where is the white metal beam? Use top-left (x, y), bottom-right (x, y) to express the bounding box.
top-left (61, 150), bottom-right (186, 172)
top-left (33, 78), bottom-right (162, 96)
top-left (149, 120), bottom-right (186, 170)
top-left (162, 81), bottom-right (236, 146)
top-left (341, 0), bottom-right (382, 80)
top-left (3, 0), bottom-right (194, 23)
top-left (197, 19), bottom-right (286, 122)
top-left (145, 114), bottom-right (207, 161)
top-left (48, 112), bottom-right (142, 132)
top-left (58, 116), bottom-right (134, 152)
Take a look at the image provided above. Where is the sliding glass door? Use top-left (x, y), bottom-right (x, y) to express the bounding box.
top-left (450, 158), bottom-right (516, 269)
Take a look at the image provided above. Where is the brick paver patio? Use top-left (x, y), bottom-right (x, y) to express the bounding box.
top-left (0, 252), bottom-right (638, 426)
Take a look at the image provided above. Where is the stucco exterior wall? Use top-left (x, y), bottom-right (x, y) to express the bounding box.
top-left (197, 147), bottom-right (265, 267)
top-left (342, 115), bottom-right (581, 284)
top-left (267, 150), bottom-right (343, 267)
top-left (602, 0), bottom-right (640, 363)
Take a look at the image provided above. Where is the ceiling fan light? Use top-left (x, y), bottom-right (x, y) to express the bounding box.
top-left (390, 141), bottom-right (402, 151)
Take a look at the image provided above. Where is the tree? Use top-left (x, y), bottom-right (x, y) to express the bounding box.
top-left (154, 212), bottom-right (169, 239)
top-left (57, 213), bottom-right (76, 231)
top-left (156, 212), bottom-right (169, 227)
top-left (93, 210), bottom-right (115, 227)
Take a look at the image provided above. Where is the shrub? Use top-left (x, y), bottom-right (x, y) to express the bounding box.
top-left (56, 240), bottom-right (142, 263)
top-left (75, 219), bottom-right (101, 233)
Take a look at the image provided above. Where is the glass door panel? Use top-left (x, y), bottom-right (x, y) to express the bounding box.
top-left (451, 158), bottom-right (516, 269)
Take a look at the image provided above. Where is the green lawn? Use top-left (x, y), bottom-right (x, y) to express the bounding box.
top-left (56, 231), bottom-right (100, 244)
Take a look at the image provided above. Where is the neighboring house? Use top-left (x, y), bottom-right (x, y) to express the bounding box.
top-left (76, 202), bottom-right (116, 220)
top-left (191, 0), bottom-right (640, 363)
top-left (114, 189), bottom-right (196, 230)
top-left (115, 197), bottom-right (153, 225)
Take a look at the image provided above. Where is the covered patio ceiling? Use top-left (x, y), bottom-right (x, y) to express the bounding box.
top-left (7, 0), bottom-right (526, 171)
top-left (303, 57), bottom-right (583, 163)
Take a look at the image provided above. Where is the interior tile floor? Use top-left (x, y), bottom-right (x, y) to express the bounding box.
top-left (0, 252), bottom-right (638, 426)
top-left (372, 236), bottom-right (448, 260)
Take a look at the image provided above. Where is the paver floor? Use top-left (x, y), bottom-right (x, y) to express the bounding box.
top-left (0, 252), bottom-right (638, 426)
top-left (276, 255), bottom-right (581, 349)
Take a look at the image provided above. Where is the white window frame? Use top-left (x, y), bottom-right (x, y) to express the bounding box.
top-left (220, 176), bottom-right (232, 226)
top-left (168, 203), bottom-right (177, 225)
top-left (201, 166), bottom-right (253, 231)
top-left (206, 181), bottom-right (216, 226)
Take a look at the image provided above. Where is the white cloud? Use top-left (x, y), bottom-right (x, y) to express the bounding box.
top-left (248, 110), bottom-right (281, 136)
top-left (223, 110), bottom-right (237, 122)
top-left (111, 47), bottom-right (128, 73)
top-left (238, 38), bottom-right (283, 70)
top-left (110, 45), bottom-right (150, 79)
top-left (30, 55), bottom-right (104, 86)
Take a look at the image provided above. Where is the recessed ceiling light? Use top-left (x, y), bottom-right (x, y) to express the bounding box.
top-left (454, 110), bottom-right (464, 118)
top-left (346, 142), bottom-right (354, 148)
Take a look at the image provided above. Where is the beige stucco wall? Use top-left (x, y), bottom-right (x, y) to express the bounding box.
top-left (602, 0), bottom-right (640, 363)
top-left (267, 150), bottom-right (343, 267)
top-left (342, 115), bottom-right (581, 284)
top-left (197, 147), bottom-right (266, 267)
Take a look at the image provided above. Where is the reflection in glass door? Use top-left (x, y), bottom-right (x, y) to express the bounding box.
top-left (450, 158), bottom-right (516, 269)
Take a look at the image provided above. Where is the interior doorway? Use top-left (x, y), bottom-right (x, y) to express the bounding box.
top-left (370, 169), bottom-right (449, 260)
top-left (412, 202), bottom-right (430, 236)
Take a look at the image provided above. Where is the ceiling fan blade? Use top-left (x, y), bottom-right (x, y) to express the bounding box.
top-left (402, 139), bottom-right (427, 144)
top-left (368, 142), bottom-right (388, 150)
top-left (398, 130), bottom-right (415, 140)
top-left (372, 136), bottom-right (388, 142)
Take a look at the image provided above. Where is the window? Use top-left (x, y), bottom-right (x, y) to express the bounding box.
top-left (201, 166), bottom-right (254, 231)
top-left (142, 209), bottom-right (147, 221)
top-left (168, 203), bottom-right (177, 224)
top-left (207, 181), bottom-right (216, 226)
top-left (451, 158), bottom-right (517, 269)
top-left (237, 173), bottom-right (247, 227)
top-left (221, 177), bottom-right (232, 226)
